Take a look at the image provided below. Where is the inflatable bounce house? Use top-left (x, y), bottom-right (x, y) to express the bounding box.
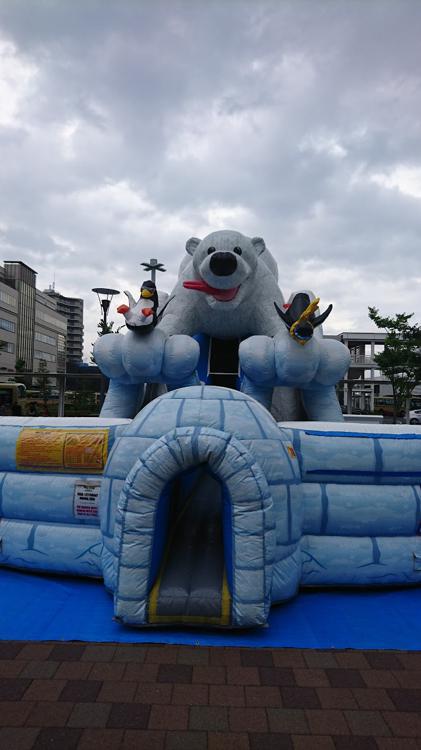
top-left (0, 230), bottom-right (420, 629)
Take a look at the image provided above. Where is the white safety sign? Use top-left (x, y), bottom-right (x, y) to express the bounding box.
top-left (73, 481), bottom-right (101, 519)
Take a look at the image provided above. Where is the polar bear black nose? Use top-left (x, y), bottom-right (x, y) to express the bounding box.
top-left (209, 252), bottom-right (237, 276)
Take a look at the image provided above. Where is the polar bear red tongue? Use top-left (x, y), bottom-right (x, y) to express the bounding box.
top-left (183, 279), bottom-right (239, 301)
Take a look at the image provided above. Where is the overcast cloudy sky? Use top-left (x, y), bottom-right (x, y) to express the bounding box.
top-left (0, 0), bottom-right (420, 358)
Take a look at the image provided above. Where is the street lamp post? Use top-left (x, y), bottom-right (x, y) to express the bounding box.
top-left (92, 287), bottom-right (120, 409)
top-left (92, 287), bottom-right (120, 334)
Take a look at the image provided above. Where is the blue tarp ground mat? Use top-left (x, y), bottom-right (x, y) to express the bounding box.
top-left (1, 569), bottom-right (420, 649)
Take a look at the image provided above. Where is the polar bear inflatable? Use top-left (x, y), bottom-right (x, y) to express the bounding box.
top-left (94, 230), bottom-right (350, 420)
top-left (158, 232), bottom-right (282, 339)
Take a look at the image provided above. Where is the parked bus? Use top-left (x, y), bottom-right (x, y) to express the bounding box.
top-left (374, 396), bottom-right (421, 418)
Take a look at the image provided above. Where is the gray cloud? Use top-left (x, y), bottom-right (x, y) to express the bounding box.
top-left (0, 0), bottom-right (420, 353)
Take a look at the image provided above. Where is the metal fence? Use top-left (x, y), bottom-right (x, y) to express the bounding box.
top-left (0, 371), bottom-right (107, 417)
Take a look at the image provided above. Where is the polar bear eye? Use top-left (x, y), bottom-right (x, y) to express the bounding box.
top-left (233, 246), bottom-right (242, 255)
top-left (207, 246), bottom-right (216, 254)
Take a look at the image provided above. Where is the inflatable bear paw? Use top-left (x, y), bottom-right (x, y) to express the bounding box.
top-left (93, 330), bottom-right (200, 386)
top-left (240, 332), bottom-right (321, 387)
top-left (239, 333), bottom-right (351, 421)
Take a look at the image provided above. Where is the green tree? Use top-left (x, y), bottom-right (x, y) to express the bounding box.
top-left (91, 318), bottom-right (118, 364)
top-left (97, 318), bottom-right (116, 336)
top-left (34, 359), bottom-right (52, 415)
top-left (368, 307), bottom-right (421, 423)
top-left (14, 357), bottom-right (31, 387)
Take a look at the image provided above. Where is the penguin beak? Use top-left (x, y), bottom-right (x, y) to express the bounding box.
top-left (141, 289), bottom-right (154, 299)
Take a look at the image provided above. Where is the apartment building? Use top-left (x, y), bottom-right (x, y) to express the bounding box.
top-left (34, 290), bottom-right (67, 374)
top-left (44, 287), bottom-right (84, 368)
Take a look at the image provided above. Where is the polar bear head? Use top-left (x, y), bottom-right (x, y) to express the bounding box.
top-left (184, 230), bottom-right (266, 310)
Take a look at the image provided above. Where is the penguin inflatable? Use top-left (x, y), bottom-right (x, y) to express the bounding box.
top-left (117, 280), bottom-right (159, 334)
top-left (275, 292), bottom-right (332, 345)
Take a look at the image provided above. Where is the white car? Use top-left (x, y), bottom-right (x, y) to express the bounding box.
top-left (409, 409), bottom-right (421, 425)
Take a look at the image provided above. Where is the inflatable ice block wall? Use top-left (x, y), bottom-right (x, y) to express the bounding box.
top-left (0, 416), bottom-right (128, 576)
top-left (284, 422), bottom-right (421, 585)
top-left (0, 388), bottom-right (420, 629)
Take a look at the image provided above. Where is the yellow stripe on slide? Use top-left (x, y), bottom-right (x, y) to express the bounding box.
top-left (148, 566), bottom-right (231, 626)
top-left (220, 571), bottom-right (231, 626)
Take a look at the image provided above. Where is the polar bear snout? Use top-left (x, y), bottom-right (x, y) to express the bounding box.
top-left (209, 251), bottom-right (237, 277)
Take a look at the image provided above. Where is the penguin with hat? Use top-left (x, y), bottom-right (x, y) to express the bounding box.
top-left (275, 292), bottom-right (332, 345)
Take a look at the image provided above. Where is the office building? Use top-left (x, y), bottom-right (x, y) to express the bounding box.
top-left (0, 271), bottom-right (19, 373)
top-left (332, 331), bottom-right (421, 413)
top-left (0, 261), bottom-right (67, 376)
top-left (1, 261), bottom-right (36, 370)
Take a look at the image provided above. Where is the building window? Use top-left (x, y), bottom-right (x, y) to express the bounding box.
top-left (0, 318), bottom-right (16, 332)
top-left (0, 341), bottom-right (14, 354)
top-left (35, 331), bottom-right (56, 346)
top-left (57, 333), bottom-right (66, 353)
top-left (0, 290), bottom-right (17, 307)
top-left (34, 350), bottom-right (56, 363)
top-left (37, 311), bottom-right (67, 332)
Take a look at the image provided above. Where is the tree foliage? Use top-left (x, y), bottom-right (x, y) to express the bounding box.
top-left (368, 307), bottom-right (421, 422)
top-left (97, 318), bottom-right (116, 336)
top-left (13, 357), bottom-right (31, 387)
top-left (90, 317), bottom-right (118, 364)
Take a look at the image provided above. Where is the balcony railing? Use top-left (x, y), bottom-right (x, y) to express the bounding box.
top-left (349, 355), bottom-right (380, 366)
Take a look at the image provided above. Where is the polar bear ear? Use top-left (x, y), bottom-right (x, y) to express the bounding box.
top-left (251, 237), bottom-right (266, 255)
top-left (186, 237), bottom-right (201, 255)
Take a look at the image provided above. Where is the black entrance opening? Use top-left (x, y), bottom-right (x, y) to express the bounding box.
top-left (148, 467), bottom-right (229, 624)
top-left (208, 338), bottom-right (240, 389)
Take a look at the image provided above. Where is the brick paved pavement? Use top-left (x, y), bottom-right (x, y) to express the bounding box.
top-left (0, 642), bottom-right (421, 749)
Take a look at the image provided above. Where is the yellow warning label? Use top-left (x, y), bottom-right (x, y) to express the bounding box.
top-left (287, 444), bottom-right (297, 459)
top-left (16, 428), bottom-right (109, 473)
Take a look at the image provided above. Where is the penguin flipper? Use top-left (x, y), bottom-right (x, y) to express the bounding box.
top-left (313, 304), bottom-right (333, 328)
